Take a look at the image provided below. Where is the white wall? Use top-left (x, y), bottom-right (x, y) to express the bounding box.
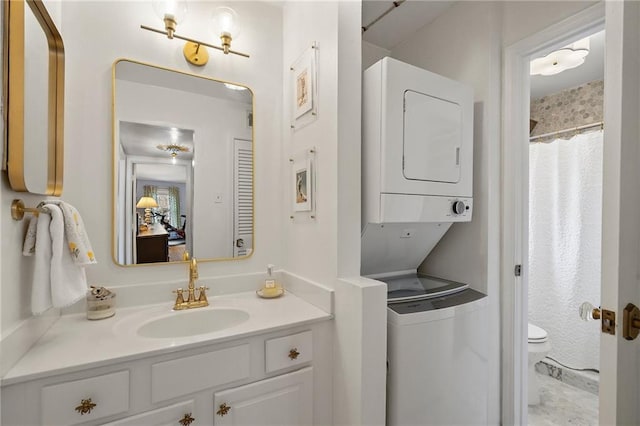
top-left (362, 40), bottom-right (389, 70)
top-left (117, 79), bottom-right (251, 260)
top-left (1, 0), bottom-right (282, 374)
top-left (283, 2), bottom-right (386, 425)
top-left (282, 2), bottom-right (339, 285)
top-left (502, 1), bottom-right (598, 47)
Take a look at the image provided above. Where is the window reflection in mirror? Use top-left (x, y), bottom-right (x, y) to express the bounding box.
top-left (113, 60), bottom-right (254, 266)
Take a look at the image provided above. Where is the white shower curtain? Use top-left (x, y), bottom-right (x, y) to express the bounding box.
top-left (528, 130), bottom-right (603, 370)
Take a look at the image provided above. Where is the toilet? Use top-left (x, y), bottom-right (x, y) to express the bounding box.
top-left (528, 323), bottom-right (551, 406)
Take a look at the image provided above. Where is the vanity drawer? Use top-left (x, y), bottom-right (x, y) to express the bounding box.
top-left (102, 400), bottom-right (195, 426)
top-left (265, 330), bottom-right (312, 373)
top-left (151, 344), bottom-right (250, 403)
top-left (41, 370), bottom-right (129, 425)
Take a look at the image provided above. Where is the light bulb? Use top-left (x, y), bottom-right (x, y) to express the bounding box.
top-left (172, 156), bottom-right (177, 164)
top-left (212, 6), bottom-right (240, 54)
top-left (152, 0), bottom-right (188, 38)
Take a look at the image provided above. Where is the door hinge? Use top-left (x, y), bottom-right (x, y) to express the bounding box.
top-left (514, 264), bottom-right (522, 277)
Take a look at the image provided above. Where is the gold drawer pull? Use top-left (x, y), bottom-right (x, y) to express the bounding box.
top-left (217, 403), bottom-right (231, 417)
top-left (289, 348), bottom-right (300, 360)
top-left (179, 413), bottom-right (195, 426)
top-left (75, 398), bottom-right (97, 415)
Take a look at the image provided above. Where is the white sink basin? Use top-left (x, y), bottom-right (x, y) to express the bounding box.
top-left (136, 308), bottom-right (250, 338)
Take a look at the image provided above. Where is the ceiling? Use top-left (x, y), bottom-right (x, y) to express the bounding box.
top-left (362, 0), bottom-right (453, 51)
top-left (119, 121), bottom-right (194, 182)
top-left (362, 2), bottom-right (604, 99)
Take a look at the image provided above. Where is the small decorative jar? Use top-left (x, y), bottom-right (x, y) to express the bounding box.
top-left (87, 286), bottom-right (116, 320)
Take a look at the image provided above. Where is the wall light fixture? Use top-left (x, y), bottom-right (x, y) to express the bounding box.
top-left (141, 1), bottom-right (249, 66)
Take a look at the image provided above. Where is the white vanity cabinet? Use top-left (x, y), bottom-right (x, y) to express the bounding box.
top-left (102, 400), bottom-right (196, 426)
top-left (213, 367), bottom-right (313, 425)
top-left (0, 322), bottom-right (332, 426)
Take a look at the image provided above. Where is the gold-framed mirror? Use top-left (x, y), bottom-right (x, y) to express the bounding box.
top-left (112, 59), bottom-right (254, 266)
top-left (3, 0), bottom-right (65, 195)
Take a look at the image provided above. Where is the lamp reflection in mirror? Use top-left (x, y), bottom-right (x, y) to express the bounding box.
top-left (224, 83), bottom-right (248, 91)
top-left (136, 196), bottom-right (158, 224)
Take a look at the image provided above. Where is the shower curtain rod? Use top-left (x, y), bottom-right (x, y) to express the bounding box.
top-left (530, 121), bottom-right (604, 142)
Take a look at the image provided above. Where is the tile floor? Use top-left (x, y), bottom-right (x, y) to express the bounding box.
top-left (528, 372), bottom-right (598, 426)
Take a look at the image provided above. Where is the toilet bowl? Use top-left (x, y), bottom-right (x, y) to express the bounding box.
top-left (528, 323), bottom-right (551, 406)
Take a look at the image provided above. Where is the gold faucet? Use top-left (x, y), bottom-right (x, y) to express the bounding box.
top-left (173, 253), bottom-right (209, 310)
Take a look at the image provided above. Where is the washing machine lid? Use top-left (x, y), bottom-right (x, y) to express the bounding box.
top-left (387, 288), bottom-right (486, 315)
top-left (382, 273), bottom-right (468, 303)
top-left (528, 323), bottom-right (548, 342)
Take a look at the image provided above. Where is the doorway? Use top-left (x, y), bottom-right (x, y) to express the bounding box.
top-left (526, 29), bottom-right (604, 425)
top-left (501, 3), bottom-right (606, 425)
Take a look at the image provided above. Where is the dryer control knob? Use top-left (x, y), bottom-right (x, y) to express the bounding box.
top-left (452, 201), bottom-right (466, 215)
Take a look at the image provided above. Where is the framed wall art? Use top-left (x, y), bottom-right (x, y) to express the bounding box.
top-left (292, 158), bottom-right (312, 212)
top-left (290, 42), bottom-right (318, 130)
top-left (289, 148), bottom-right (316, 220)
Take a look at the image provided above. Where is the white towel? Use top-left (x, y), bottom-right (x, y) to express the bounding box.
top-left (22, 203), bottom-right (95, 314)
top-left (47, 204), bottom-right (88, 309)
top-left (48, 201), bottom-right (96, 265)
top-left (29, 212), bottom-right (54, 315)
top-left (22, 215), bottom-right (38, 256)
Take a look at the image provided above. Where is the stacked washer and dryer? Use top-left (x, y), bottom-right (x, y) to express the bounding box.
top-left (361, 57), bottom-right (489, 425)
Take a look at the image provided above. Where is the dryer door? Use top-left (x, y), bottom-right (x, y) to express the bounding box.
top-left (403, 90), bottom-right (462, 184)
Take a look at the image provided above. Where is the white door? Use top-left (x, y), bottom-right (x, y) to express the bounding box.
top-left (403, 90), bottom-right (462, 183)
top-left (598, 2), bottom-right (640, 423)
top-left (212, 368), bottom-right (313, 425)
top-left (233, 138), bottom-right (253, 257)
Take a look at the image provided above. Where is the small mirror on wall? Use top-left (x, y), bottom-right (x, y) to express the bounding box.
top-left (113, 59), bottom-right (254, 266)
top-left (3, 0), bottom-right (65, 195)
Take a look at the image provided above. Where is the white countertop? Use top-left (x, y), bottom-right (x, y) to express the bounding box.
top-left (2, 291), bottom-right (332, 386)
